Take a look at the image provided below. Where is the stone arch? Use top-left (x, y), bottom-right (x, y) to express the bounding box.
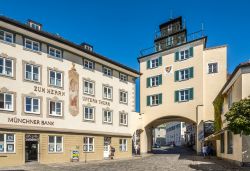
top-left (140, 115), bottom-right (197, 153)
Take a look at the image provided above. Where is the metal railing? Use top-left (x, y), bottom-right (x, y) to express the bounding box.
top-left (140, 30), bottom-right (205, 57)
top-left (154, 25), bottom-right (186, 40)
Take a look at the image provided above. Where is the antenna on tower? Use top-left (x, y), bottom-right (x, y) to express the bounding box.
top-left (170, 9), bottom-right (173, 19)
top-left (201, 22), bottom-right (204, 36)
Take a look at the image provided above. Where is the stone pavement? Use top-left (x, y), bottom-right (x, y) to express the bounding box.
top-left (0, 147), bottom-right (249, 171)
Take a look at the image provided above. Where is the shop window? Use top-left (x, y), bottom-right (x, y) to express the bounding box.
top-left (48, 136), bottom-right (63, 153)
top-left (83, 137), bottom-right (94, 152)
top-left (119, 139), bottom-right (127, 152)
top-left (0, 133), bottom-right (15, 153)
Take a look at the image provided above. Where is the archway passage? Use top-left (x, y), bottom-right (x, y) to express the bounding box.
top-left (141, 116), bottom-right (198, 154)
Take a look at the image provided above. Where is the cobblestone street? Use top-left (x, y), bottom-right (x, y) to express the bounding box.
top-left (1, 147), bottom-right (248, 171)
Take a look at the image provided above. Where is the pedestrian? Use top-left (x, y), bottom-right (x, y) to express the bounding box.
top-left (202, 144), bottom-right (207, 158)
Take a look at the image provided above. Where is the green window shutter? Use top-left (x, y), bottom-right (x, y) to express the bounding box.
top-left (174, 70), bottom-right (179, 82)
top-left (159, 75), bottom-right (162, 85)
top-left (159, 94), bottom-right (162, 104)
top-left (189, 47), bottom-right (193, 57)
top-left (147, 78), bottom-right (151, 88)
top-left (189, 67), bottom-right (194, 78)
top-left (174, 91), bottom-right (179, 102)
top-left (175, 52), bottom-right (179, 61)
top-left (147, 96), bottom-right (150, 106)
top-left (147, 60), bottom-right (150, 69)
top-left (159, 56), bottom-right (162, 66)
top-left (189, 88), bottom-right (194, 100)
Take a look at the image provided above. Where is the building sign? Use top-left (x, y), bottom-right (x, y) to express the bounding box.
top-left (69, 64), bottom-right (79, 116)
top-left (71, 150), bottom-right (80, 162)
top-left (8, 117), bottom-right (54, 126)
top-left (34, 86), bottom-right (65, 96)
top-left (83, 96), bottom-right (110, 106)
top-left (25, 134), bottom-right (39, 141)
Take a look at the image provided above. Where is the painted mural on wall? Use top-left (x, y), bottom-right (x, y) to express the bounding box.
top-left (69, 63), bottom-right (79, 116)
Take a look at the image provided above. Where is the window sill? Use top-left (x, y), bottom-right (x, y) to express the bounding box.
top-left (23, 47), bottom-right (42, 55)
top-left (24, 112), bottom-right (40, 115)
top-left (49, 114), bottom-right (63, 117)
top-left (24, 79), bottom-right (41, 85)
top-left (83, 92), bottom-right (95, 97)
top-left (103, 74), bottom-right (113, 78)
top-left (48, 84), bottom-right (64, 90)
top-left (83, 151), bottom-right (95, 153)
top-left (103, 97), bottom-right (113, 102)
top-left (83, 119), bottom-right (95, 123)
top-left (119, 80), bottom-right (128, 84)
top-left (0, 40), bottom-right (16, 47)
top-left (119, 124), bottom-right (128, 127)
top-left (83, 67), bottom-right (95, 72)
top-left (48, 152), bottom-right (63, 154)
top-left (47, 55), bottom-right (63, 61)
top-left (148, 66), bottom-right (159, 70)
top-left (0, 74), bottom-right (15, 80)
top-left (103, 122), bottom-right (113, 125)
top-left (119, 101), bottom-right (128, 105)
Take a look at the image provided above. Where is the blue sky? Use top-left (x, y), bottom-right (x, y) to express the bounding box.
top-left (1, 0), bottom-right (250, 111)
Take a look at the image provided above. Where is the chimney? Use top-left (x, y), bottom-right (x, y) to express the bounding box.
top-left (27, 19), bottom-right (42, 31)
top-left (80, 42), bottom-right (93, 52)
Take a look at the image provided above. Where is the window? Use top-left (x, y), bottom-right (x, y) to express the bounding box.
top-left (228, 90), bottom-right (233, 109)
top-left (83, 59), bottom-right (94, 70)
top-left (103, 86), bottom-right (112, 100)
top-left (103, 110), bottom-right (112, 124)
top-left (25, 97), bottom-right (40, 114)
top-left (48, 136), bottom-right (63, 153)
top-left (166, 36), bottom-right (173, 47)
top-left (83, 137), bottom-right (94, 152)
top-left (83, 80), bottom-right (94, 95)
top-left (119, 112), bottom-right (128, 126)
top-left (24, 38), bottom-right (40, 51)
top-left (147, 57), bottom-right (162, 69)
top-left (30, 23), bottom-right (41, 30)
top-left (175, 88), bottom-right (193, 102)
top-left (220, 133), bottom-right (224, 153)
top-left (208, 63), bottom-right (218, 74)
top-left (49, 47), bottom-right (62, 59)
top-left (175, 47), bottom-right (193, 61)
top-left (49, 70), bottom-right (62, 87)
top-left (49, 101), bottom-right (62, 116)
top-left (120, 73), bottom-right (128, 82)
top-left (0, 30), bottom-right (13, 43)
top-left (147, 75), bottom-right (162, 88)
top-left (0, 133), bottom-right (15, 153)
top-left (83, 106), bottom-right (94, 121)
top-left (175, 67), bottom-right (193, 81)
top-left (227, 131), bottom-right (233, 154)
top-left (120, 91), bottom-right (128, 104)
top-left (0, 57), bottom-right (13, 77)
top-left (180, 49), bottom-right (189, 60)
top-left (119, 139), bottom-right (127, 152)
top-left (103, 67), bottom-right (112, 76)
top-left (0, 93), bottom-right (13, 111)
top-left (25, 64), bottom-right (40, 82)
top-left (179, 89), bottom-right (189, 102)
top-left (147, 94), bottom-right (162, 106)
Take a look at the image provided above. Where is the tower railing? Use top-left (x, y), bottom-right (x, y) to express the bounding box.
top-left (140, 30), bottom-right (205, 57)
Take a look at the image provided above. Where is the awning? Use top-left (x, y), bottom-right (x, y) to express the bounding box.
top-left (204, 127), bottom-right (228, 141)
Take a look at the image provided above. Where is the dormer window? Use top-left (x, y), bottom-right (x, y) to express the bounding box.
top-left (27, 20), bottom-right (42, 31)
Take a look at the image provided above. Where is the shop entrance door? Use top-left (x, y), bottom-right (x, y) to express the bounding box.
top-left (25, 134), bottom-right (39, 162)
top-left (103, 137), bottom-right (111, 159)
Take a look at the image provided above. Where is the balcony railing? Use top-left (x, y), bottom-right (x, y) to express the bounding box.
top-left (140, 30), bottom-right (205, 57)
